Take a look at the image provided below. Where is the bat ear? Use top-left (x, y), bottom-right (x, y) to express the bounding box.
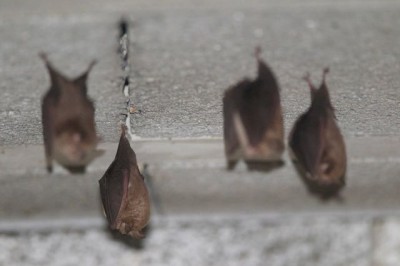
top-left (73, 59), bottom-right (97, 90)
top-left (322, 67), bottom-right (330, 84)
top-left (253, 46), bottom-right (277, 86)
top-left (316, 67), bottom-right (334, 109)
top-left (254, 46), bottom-right (268, 78)
top-left (317, 67), bottom-right (330, 92)
top-left (302, 72), bottom-right (317, 97)
top-left (39, 52), bottom-right (68, 88)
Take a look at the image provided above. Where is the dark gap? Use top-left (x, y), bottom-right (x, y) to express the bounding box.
top-left (119, 19), bottom-right (128, 38)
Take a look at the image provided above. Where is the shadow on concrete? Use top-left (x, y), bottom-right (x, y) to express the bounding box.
top-left (245, 160), bottom-right (285, 173)
top-left (105, 224), bottom-right (152, 250)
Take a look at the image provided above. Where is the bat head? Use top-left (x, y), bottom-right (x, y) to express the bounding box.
top-left (304, 172), bottom-right (345, 200)
top-left (53, 123), bottom-right (101, 168)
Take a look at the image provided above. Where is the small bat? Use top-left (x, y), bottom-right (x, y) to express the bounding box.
top-left (99, 125), bottom-right (150, 239)
top-left (289, 68), bottom-right (347, 199)
top-left (223, 47), bottom-right (284, 170)
top-left (40, 53), bottom-right (102, 173)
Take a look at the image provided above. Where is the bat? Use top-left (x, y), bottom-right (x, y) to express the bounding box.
top-left (40, 53), bottom-right (102, 173)
top-left (223, 47), bottom-right (284, 170)
top-left (99, 125), bottom-right (150, 239)
top-left (289, 68), bottom-right (347, 199)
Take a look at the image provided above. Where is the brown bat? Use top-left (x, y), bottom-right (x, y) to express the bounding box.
top-left (289, 68), bottom-right (347, 199)
top-left (40, 53), bottom-right (102, 173)
top-left (223, 47), bottom-right (284, 170)
top-left (99, 125), bottom-right (150, 239)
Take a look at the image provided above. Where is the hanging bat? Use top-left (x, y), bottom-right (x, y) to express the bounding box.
top-left (40, 53), bottom-right (102, 173)
top-left (99, 125), bottom-right (150, 239)
top-left (289, 68), bottom-right (347, 199)
top-left (223, 47), bottom-right (284, 170)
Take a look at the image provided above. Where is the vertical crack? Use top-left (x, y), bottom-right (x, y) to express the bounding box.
top-left (118, 18), bottom-right (140, 141)
top-left (117, 19), bottom-right (163, 215)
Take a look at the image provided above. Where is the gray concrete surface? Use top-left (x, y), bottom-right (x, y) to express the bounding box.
top-left (0, 13), bottom-right (123, 145)
top-left (127, 4), bottom-right (400, 138)
top-left (1, 0), bottom-right (400, 265)
top-left (1, 0), bottom-right (400, 144)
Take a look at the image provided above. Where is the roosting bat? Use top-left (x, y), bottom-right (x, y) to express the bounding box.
top-left (289, 68), bottom-right (347, 199)
top-left (40, 53), bottom-right (102, 173)
top-left (223, 47), bottom-right (284, 170)
top-left (99, 125), bottom-right (150, 239)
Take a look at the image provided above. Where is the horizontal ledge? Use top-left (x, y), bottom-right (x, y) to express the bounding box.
top-left (1, 136), bottom-right (399, 175)
top-left (0, 136), bottom-right (399, 221)
top-left (1, 210), bottom-right (400, 234)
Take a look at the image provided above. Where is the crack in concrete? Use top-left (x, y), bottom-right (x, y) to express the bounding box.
top-left (118, 18), bottom-right (141, 141)
top-left (117, 19), bottom-right (163, 215)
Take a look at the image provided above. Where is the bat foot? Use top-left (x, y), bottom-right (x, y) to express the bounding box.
top-left (226, 160), bottom-right (238, 170)
top-left (245, 160), bottom-right (284, 173)
top-left (46, 165), bottom-right (53, 173)
top-left (64, 165), bottom-right (86, 174)
top-left (129, 230), bottom-right (145, 239)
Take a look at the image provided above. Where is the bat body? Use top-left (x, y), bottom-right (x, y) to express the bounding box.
top-left (223, 48), bottom-right (284, 169)
top-left (40, 53), bottom-right (101, 173)
top-left (289, 68), bottom-right (347, 199)
top-left (99, 125), bottom-right (150, 239)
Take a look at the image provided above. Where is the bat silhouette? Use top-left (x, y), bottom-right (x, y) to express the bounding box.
top-left (99, 125), bottom-right (150, 239)
top-left (223, 47), bottom-right (284, 170)
top-left (40, 53), bottom-right (102, 173)
top-left (289, 68), bottom-right (347, 199)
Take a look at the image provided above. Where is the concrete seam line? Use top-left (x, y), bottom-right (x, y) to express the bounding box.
top-left (116, 18), bottom-right (163, 215)
top-left (118, 18), bottom-right (141, 141)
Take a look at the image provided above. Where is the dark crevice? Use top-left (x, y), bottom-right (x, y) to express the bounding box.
top-left (116, 19), bottom-right (162, 217)
top-left (117, 18), bottom-right (136, 138)
top-left (118, 18), bottom-right (129, 69)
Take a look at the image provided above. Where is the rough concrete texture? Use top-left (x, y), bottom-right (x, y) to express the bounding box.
top-left (0, 216), bottom-right (372, 266)
top-left (1, 1), bottom-right (400, 144)
top-left (128, 5), bottom-right (400, 138)
top-left (1, 0), bottom-right (400, 265)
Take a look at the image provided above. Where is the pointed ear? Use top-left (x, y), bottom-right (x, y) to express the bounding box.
top-left (317, 67), bottom-right (333, 107)
top-left (39, 52), bottom-right (68, 88)
top-left (253, 46), bottom-right (278, 88)
top-left (254, 46), bottom-right (268, 77)
top-left (303, 72), bottom-right (317, 96)
top-left (74, 59), bottom-right (97, 90)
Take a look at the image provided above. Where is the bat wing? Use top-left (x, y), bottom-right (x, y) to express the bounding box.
top-left (99, 161), bottom-right (129, 229)
top-left (41, 92), bottom-right (58, 170)
top-left (238, 62), bottom-right (282, 148)
top-left (223, 79), bottom-right (252, 158)
top-left (289, 111), bottom-right (325, 178)
top-left (41, 95), bottom-right (53, 147)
